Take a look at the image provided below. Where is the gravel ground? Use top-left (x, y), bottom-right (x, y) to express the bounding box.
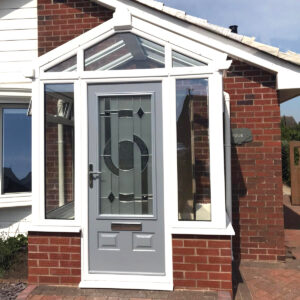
top-left (0, 282), bottom-right (26, 300)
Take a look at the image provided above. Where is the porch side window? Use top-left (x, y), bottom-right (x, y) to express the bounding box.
top-left (2, 107), bottom-right (31, 194)
top-left (176, 79), bottom-right (211, 221)
top-left (45, 84), bottom-right (74, 219)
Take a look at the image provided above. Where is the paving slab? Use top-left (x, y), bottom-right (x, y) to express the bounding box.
top-left (25, 286), bottom-right (220, 300)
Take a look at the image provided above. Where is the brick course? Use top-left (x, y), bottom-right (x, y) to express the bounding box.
top-left (224, 59), bottom-right (285, 262)
top-left (172, 235), bottom-right (232, 293)
top-left (28, 232), bottom-right (81, 285)
top-left (38, 0), bottom-right (113, 56)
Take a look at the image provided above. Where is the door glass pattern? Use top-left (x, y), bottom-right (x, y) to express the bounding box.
top-left (98, 95), bottom-right (152, 216)
top-left (84, 33), bottom-right (165, 71)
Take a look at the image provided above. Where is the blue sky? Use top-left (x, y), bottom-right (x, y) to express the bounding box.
top-left (161, 0), bottom-right (300, 122)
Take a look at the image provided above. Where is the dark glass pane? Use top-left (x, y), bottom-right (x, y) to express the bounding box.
top-left (172, 51), bottom-right (206, 68)
top-left (84, 33), bottom-right (165, 71)
top-left (3, 109), bottom-right (31, 193)
top-left (176, 79), bottom-right (211, 221)
top-left (119, 141), bottom-right (134, 170)
top-left (45, 84), bottom-right (74, 219)
top-left (46, 55), bottom-right (77, 72)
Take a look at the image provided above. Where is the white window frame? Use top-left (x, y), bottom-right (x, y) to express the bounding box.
top-left (31, 79), bottom-right (81, 232)
top-left (32, 13), bottom-right (233, 234)
top-left (29, 11), bottom-right (236, 290)
top-left (0, 101), bottom-right (32, 208)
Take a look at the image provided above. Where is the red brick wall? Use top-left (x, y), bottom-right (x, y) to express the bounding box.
top-left (28, 232), bottom-right (81, 285)
top-left (38, 0), bottom-right (113, 56)
top-left (172, 235), bottom-right (232, 293)
top-left (224, 59), bottom-right (285, 261)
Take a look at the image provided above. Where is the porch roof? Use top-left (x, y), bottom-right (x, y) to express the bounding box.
top-left (128, 0), bottom-right (300, 67)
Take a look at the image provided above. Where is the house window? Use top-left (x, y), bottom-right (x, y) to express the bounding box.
top-left (84, 33), bottom-right (165, 71)
top-left (1, 107), bottom-right (31, 194)
top-left (44, 84), bottom-right (74, 219)
top-left (176, 79), bottom-right (211, 221)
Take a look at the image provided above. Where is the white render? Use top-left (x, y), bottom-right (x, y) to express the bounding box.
top-left (0, 206), bottom-right (31, 238)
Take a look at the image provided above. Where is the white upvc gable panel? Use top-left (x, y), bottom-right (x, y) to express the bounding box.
top-left (0, 50), bottom-right (38, 62)
top-left (0, 40), bottom-right (37, 51)
top-left (0, 29), bottom-right (37, 41)
top-left (0, 62), bottom-right (35, 73)
top-left (0, 0), bottom-right (37, 89)
top-left (0, 18), bottom-right (37, 30)
top-left (0, 7), bottom-right (37, 20)
top-left (0, 0), bottom-right (37, 9)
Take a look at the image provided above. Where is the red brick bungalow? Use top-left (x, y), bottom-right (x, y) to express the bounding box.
top-left (27, 0), bottom-right (300, 294)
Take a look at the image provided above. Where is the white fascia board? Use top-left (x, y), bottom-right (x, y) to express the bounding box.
top-left (96, 0), bottom-right (300, 90)
top-left (277, 71), bottom-right (300, 90)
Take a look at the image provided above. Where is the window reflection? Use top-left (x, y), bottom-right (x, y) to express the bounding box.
top-left (176, 79), bottom-right (211, 221)
top-left (84, 33), bottom-right (165, 71)
top-left (3, 108), bottom-right (31, 193)
top-left (46, 56), bottom-right (77, 72)
top-left (172, 51), bottom-right (206, 68)
top-left (45, 84), bottom-right (74, 219)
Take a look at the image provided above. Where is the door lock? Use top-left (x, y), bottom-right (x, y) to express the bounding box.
top-left (89, 164), bottom-right (102, 188)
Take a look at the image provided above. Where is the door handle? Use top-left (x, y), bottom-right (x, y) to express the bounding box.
top-left (89, 164), bottom-right (101, 188)
top-left (89, 171), bottom-right (102, 175)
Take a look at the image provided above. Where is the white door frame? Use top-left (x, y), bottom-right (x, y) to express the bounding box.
top-left (79, 77), bottom-right (173, 290)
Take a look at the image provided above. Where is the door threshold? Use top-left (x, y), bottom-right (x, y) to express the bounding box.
top-left (79, 277), bottom-right (173, 290)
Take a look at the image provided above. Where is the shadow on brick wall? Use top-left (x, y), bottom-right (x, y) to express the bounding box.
top-left (231, 145), bottom-right (247, 261)
top-left (284, 205), bottom-right (300, 230)
top-left (231, 145), bottom-right (247, 297)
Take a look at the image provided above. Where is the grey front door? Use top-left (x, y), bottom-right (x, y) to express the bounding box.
top-left (88, 82), bottom-right (165, 275)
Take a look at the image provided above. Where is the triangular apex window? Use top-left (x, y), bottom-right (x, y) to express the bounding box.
top-left (172, 51), bottom-right (206, 68)
top-left (84, 33), bottom-right (165, 71)
top-left (46, 55), bottom-right (77, 72)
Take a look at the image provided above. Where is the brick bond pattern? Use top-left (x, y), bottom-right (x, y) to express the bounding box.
top-left (172, 236), bottom-right (232, 292)
top-left (224, 59), bottom-right (285, 261)
top-left (28, 232), bottom-right (81, 285)
top-left (38, 0), bottom-right (113, 56)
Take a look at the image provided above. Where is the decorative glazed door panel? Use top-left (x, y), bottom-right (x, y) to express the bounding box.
top-left (88, 82), bottom-right (165, 275)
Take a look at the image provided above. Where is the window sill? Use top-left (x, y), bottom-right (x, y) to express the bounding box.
top-left (0, 194), bottom-right (32, 208)
top-left (29, 225), bottom-right (81, 233)
top-left (171, 222), bottom-right (235, 236)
